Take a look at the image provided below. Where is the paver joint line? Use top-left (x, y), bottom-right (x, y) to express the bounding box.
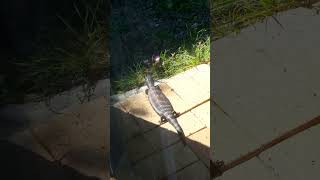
top-left (211, 115), bottom-right (320, 178)
top-left (28, 128), bottom-right (57, 161)
top-left (184, 127), bottom-right (210, 167)
top-left (123, 98), bottom-right (209, 143)
top-left (212, 99), bottom-right (231, 119)
top-left (131, 138), bottom-right (181, 167)
top-left (159, 159), bottom-right (200, 180)
top-left (179, 98), bottom-right (210, 117)
top-left (131, 127), bottom-right (207, 167)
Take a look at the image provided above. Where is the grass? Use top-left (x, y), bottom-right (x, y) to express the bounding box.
top-left (111, 0), bottom-right (210, 94)
top-left (2, 0), bottom-right (108, 105)
top-left (113, 36), bottom-right (210, 93)
top-left (211, 0), bottom-right (309, 40)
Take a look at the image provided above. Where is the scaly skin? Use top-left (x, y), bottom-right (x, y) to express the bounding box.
top-left (145, 73), bottom-right (186, 145)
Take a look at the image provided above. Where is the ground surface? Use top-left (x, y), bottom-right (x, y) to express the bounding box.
top-left (3, 63), bottom-right (210, 180)
top-left (212, 6), bottom-right (320, 180)
top-left (111, 64), bottom-right (210, 179)
top-left (2, 80), bottom-right (109, 180)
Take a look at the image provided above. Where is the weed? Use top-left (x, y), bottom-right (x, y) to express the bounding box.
top-left (211, 0), bottom-right (304, 40)
top-left (112, 36), bottom-right (210, 94)
top-left (111, 0), bottom-right (210, 94)
top-left (13, 0), bottom-right (108, 104)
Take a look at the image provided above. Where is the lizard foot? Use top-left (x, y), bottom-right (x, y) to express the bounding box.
top-left (173, 111), bottom-right (180, 118)
top-left (159, 116), bottom-right (167, 125)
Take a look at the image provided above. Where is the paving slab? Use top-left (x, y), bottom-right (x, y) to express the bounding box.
top-left (166, 160), bottom-right (210, 180)
top-left (144, 111), bottom-right (206, 151)
top-left (132, 142), bottom-right (198, 179)
top-left (8, 129), bottom-right (54, 161)
top-left (111, 64), bottom-right (210, 179)
top-left (212, 7), bottom-right (320, 180)
top-left (258, 124), bottom-right (320, 180)
top-left (191, 100), bottom-right (210, 128)
top-left (186, 127), bottom-right (210, 168)
top-left (211, 104), bottom-right (257, 163)
top-left (119, 83), bottom-right (191, 133)
top-left (25, 97), bottom-right (108, 179)
top-left (110, 106), bottom-right (141, 143)
top-left (163, 67), bottom-right (210, 108)
top-left (1, 79), bottom-right (110, 125)
top-left (183, 64), bottom-right (210, 94)
top-left (61, 145), bottom-right (107, 179)
top-left (215, 158), bottom-right (279, 180)
top-left (125, 132), bottom-right (157, 163)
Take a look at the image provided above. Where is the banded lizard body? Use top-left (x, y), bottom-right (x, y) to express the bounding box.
top-left (145, 73), bottom-right (186, 145)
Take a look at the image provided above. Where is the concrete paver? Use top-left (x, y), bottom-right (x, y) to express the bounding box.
top-left (144, 120), bottom-right (182, 149)
top-left (111, 106), bottom-right (141, 142)
top-left (258, 124), bottom-right (320, 180)
top-left (213, 7), bottom-right (320, 180)
top-left (118, 92), bottom-right (160, 132)
top-left (61, 145), bottom-right (107, 179)
top-left (132, 142), bottom-right (198, 179)
top-left (215, 158), bottom-right (279, 180)
top-left (125, 133), bottom-right (157, 163)
top-left (119, 83), bottom-right (189, 134)
top-left (184, 64), bottom-right (210, 94)
top-left (166, 160), bottom-right (210, 180)
top-left (212, 105), bottom-right (258, 162)
top-left (16, 97), bottom-right (109, 179)
top-left (8, 129), bottom-right (54, 161)
top-left (144, 111), bottom-right (206, 150)
top-left (164, 68), bottom-right (210, 108)
top-left (186, 127), bottom-right (210, 168)
top-left (111, 63), bottom-right (210, 178)
top-left (191, 100), bottom-right (210, 128)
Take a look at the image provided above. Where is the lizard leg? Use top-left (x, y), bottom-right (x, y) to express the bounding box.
top-left (145, 89), bottom-right (149, 95)
top-left (159, 116), bottom-right (167, 125)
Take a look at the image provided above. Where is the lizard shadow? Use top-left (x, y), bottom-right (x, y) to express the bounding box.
top-left (110, 106), bottom-right (211, 179)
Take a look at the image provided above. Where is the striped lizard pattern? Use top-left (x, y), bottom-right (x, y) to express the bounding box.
top-left (145, 73), bottom-right (186, 145)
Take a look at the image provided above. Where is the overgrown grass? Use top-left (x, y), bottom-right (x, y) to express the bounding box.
top-left (13, 0), bottom-right (108, 103)
top-left (111, 0), bottom-right (210, 94)
top-left (113, 36), bottom-right (210, 93)
top-left (211, 0), bottom-right (307, 40)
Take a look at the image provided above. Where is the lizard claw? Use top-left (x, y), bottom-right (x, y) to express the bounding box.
top-left (159, 116), bottom-right (167, 125)
top-left (173, 111), bottom-right (180, 118)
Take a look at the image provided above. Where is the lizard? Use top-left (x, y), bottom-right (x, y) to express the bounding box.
top-left (144, 72), bottom-right (187, 146)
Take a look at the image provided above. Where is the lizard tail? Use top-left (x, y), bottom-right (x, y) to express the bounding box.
top-left (177, 130), bottom-right (187, 146)
top-left (167, 116), bottom-right (187, 146)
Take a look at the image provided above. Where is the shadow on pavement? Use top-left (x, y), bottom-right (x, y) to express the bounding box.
top-left (110, 106), bottom-right (210, 179)
top-left (0, 140), bottom-right (100, 180)
top-left (0, 105), bottom-right (31, 139)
